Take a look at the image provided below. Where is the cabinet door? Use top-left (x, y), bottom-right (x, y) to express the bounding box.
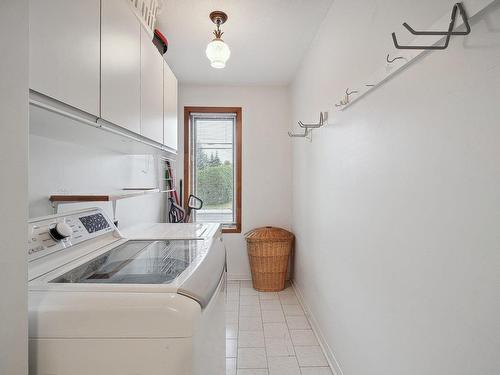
top-left (163, 62), bottom-right (178, 150)
top-left (101, 0), bottom-right (141, 134)
top-left (140, 28), bottom-right (164, 144)
top-left (29, 0), bottom-right (100, 116)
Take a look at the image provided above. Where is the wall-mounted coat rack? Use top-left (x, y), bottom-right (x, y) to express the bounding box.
top-left (289, 112), bottom-right (328, 140)
top-left (333, 0), bottom-right (494, 112)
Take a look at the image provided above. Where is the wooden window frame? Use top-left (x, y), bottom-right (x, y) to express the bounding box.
top-left (184, 106), bottom-right (242, 233)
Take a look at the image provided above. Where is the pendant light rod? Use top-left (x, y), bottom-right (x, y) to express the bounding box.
top-left (210, 11), bottom-right (228, 39)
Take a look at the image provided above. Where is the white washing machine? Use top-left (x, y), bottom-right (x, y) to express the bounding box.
top-left (28, 208), bottom-right (226, 375)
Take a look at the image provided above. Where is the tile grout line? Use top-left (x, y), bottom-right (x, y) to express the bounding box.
top-left (226, 280), bottom-right (241, 372)
top-left (280, 286), bottom-right (301, 374)
top-left (258, 288), bottom-right (269, 373)
top-left (236, 280), bottom-right (240, 372)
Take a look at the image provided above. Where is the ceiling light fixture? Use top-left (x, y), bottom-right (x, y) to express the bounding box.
top-left (206, 11), bottom-right (231, 69)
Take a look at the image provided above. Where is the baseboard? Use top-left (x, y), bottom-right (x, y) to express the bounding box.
top-left (291, 281), bottom-right (344, 375)
top-left (228, 274), bottom-right (293, 282)
top-left (227, 273), bottom-right (251, 281)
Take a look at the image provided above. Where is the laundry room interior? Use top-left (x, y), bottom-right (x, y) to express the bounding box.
top-left (1, 1), bottom-right (499, 375)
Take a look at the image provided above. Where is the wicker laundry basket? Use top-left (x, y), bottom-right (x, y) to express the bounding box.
top-left (245, 226), bottom-right (294, 292)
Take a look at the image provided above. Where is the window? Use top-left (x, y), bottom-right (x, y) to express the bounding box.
top-left (184, 107), bottom-right (242, 233)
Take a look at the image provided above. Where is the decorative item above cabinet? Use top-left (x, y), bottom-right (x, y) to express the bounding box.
top-left (128, 0), bottom-right (161, 34)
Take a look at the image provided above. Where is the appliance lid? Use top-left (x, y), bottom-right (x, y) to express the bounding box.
top-left (50, 240), bottom-right (204, 285)
top-left (121, 222), bottom-right (221, 240)
top-left (41, 236), bottom-right (227, 308)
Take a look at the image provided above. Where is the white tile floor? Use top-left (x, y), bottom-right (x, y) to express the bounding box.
top-left (226, 280), bottom-right (333, 375)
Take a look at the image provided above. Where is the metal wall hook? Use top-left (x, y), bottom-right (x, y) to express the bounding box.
top-left (298, 112), bottom-right (327, 129)
top-left (335, 88), bottom-right (358, 107)
top-left (288, 128), bottom-right (310, 137)
top-left (392, 2), bottom-right (468, 50)
top-left (403, 3), bottom-right (470, 36)
top-left (386, 54), bottom-right (404, 63)
top-left (392, 24), bottom-right (453, 50)
top-left (289, 111), bottom-right (328, 138)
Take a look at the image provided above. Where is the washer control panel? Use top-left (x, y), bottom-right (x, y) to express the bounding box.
top-left (79, 212), bottom-right (111, 234)
top-left (28, 208), bottom-right (115, 261)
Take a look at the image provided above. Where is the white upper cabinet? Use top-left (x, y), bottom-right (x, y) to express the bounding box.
top-left (101, 0), bottom-right (141, 134)
top-left (163, 62), bottom-right (178, 151)
top-left (29, 0), bottom-right (100, 116)
top-left (29, 0), bottom-right (178, 151)
top-left (140, 28), bottom-right (164, 144)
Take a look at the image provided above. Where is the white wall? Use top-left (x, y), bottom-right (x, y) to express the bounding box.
top-left (29, 135), bottom-right (166, 229)
top-left (178, 85), bottom-right (292, 279)
top-left (290, 1), bottom-right (500, 375)
top-left (0, 0), bottom-right (28, 373)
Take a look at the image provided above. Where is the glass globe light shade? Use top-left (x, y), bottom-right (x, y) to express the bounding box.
top-left (206, 38), bottom-right (231, 69)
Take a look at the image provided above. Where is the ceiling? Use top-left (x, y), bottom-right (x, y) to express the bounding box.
top-left (156, 0), bottom-right (333, 85)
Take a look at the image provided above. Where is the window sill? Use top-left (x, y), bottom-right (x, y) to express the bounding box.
top-left (222, 225), bottom-right (241, 234)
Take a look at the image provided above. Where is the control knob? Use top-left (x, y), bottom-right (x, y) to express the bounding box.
top-left (49, 222), bottom-right (73, 241)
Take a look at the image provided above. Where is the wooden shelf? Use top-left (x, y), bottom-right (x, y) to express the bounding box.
top-left (49, 188), bottom-right (161, 203)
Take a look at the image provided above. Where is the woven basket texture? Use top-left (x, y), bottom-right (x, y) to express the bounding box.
top-left (245, 227), bottom-right (294, 292)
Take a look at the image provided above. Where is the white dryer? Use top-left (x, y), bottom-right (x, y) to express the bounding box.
top-left (28, 208), bottom-right (226, 375)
